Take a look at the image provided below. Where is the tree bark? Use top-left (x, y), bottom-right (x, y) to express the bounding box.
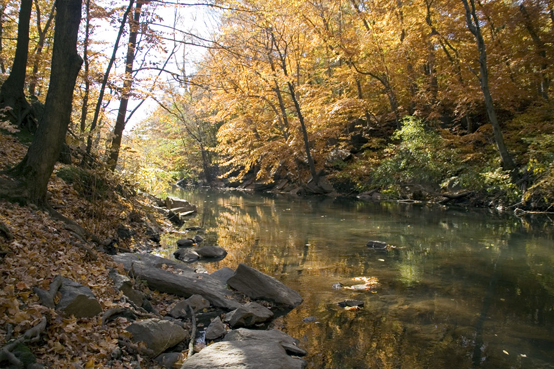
top-left (107, 0), bottom-right (144, 170)
top-left (82, 0), bottom-right (135, 167)
top-left (0, 0), bottom-right (32, 123)
top-left (10, 0), bottom-right (83, 205)
top-left (79, 0), bottom-right (91, 133)
top-left (28, 0), bottom-right (56, 97)
top-left (461, 0), bottom-right (516, 171)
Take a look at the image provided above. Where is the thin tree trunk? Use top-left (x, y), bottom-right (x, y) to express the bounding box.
top-left (79, 0), bottom-right (91, 133)
top-left (10, 0), bottom-right (82, 205)
top-left (28, 0), bottom-right (55, 97)
top-left (461, 0), bottom-right (516, 171)
top-left (107, 0), bottom-right (143, 170)
top-left (82, 0), bottom-right (135, 166)
top-left (0, 4), bottom-right (6, 74)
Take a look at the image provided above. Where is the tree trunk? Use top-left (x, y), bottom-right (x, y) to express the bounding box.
top-left (107, 1), bottom-right (143, 170)
top-left (79, 0), bottom-right (91, 133)
top-left (28, 0), bottom-right (56, 97)
top-left (0, 4), bottom-right (6, 74)
top-left (10, 0), bottom-right (83, 205)
top-left (461, 0), bottom-right (516, 171)
top-left (0, 0), bottom-right (32, 123)
top-left (82, 0), bottom-right (135, 167)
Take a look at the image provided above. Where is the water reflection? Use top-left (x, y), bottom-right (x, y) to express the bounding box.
top-left (158, 188), bottom-right (554, 368)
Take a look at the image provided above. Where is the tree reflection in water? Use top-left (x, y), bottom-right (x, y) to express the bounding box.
top-left (157, 188), bottom-right (554, 368)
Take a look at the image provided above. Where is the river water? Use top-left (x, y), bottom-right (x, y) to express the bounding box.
top-left (158, 188), bottom-right (554, 369)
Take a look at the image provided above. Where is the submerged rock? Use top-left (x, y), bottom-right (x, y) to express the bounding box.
top-left (196, 246), bottom-right (227, 259)
top-left (174, 248), bottom-right (200, 263)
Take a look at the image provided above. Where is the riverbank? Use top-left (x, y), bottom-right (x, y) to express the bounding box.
top-left (0, 132), bottom-right (306, 368)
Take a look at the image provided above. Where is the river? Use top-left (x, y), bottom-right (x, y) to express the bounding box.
top-left (156, 188), bottom-right (554, 369)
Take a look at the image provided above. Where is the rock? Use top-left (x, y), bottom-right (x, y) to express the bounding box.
top-left (225, 302), bottom-right (274, 328)
top-left (168, 300), bottom-right (192, 319)
top-left (302, 316), bottom-right (316, 323)
top-left (192, 234), bottom-right (204, 243)
top-left (108, 269), bottom-right (144, 306)
top-left (165, 196), bottom-right (197, 212)
top-left (180, 341), bottom-right (306, 369)
top-left (331, 282), bottom-right (343, 290)
top-left (126, 318), bottom-right (188, 357)
top-left (357, 191), bottom-right (381, 202)
top-left (155, 352), bottom-right (184, 369)
top-left (196, 246), bottom-right (227, 259)
top-left (205, 316), bottom-right (226, 340)
top-left (224, 328), bottom-right (308, 357)
top-left (0, 221), bottom-right (13, 240)
top-left (177, 238), bottom-right (195, 247)
top-left (112, 253), bottom-right (241, 310)
top-left (56, 277), bottom-right (102, 318)
top-left (146, 225), bottom-right (161, 243)
top-left (366, 240), bottom-right (388, 249)
top-left (211, 267), bottom-right (235, 285)
top-left (227, 263), bottom-right (303, 308)
top-left (337, 300), bottom-right (364, 308)
top-left (186, 226), bottom-right (204, 232)
top-left (174, 248), bottom-right (200, 263)
top-left (186, 294), bottom-right (210, 312)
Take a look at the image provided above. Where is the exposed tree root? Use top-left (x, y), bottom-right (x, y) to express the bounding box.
top-left (0, 317), bottom-right (47, 367)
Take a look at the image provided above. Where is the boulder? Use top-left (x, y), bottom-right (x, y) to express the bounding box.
top-left (155, 352), bottom-right (184, 369)
top-left (165, 197), bottom-right (197, 212)
top-left (126, 318), bottom-right (188, 357)
top-left (205, 316), bottom-right (226, 340)
top-left (211, 267), bottom-right (235, 285)
top-left (196, 246), bottom-right (227, 259)
top-left (180, 341), bottom-right (306, 369)
top-left (112, 253), bottom-right (240, 310)
top-left (174, 248), bottom-right (200, 263)
top-left (224, 328), bottom-right (307, 357)
top-left (56, 277), bottom-right (102, 318)
top-left (108, 269), bottom-right (144, 306)
top-left (225, 302), bottom-right (274, 328)
top-left (227, 264), bottom-right (302, 308)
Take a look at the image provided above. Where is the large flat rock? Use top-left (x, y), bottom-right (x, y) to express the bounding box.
top-left (112, 253), bottom-right (240, 310)
top-left (227, 263), bottom-right (303, 308)
top-left (180, 341), bottom-right (306, 369)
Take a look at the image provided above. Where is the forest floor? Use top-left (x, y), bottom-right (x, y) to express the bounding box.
top-left (0, 131), bottom-right (180, 368)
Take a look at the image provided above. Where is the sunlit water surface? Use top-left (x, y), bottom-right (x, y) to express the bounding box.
top-left (156, 188), bottom-right (554, 369)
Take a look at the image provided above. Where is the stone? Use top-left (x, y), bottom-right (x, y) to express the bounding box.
top-left (168, 300), bottom-right (192, 319)
top-left (224, 328), bottom-right (308, 356)
top-left (155, 352), bottom-right (184, 369)
top-left (126, 318), bottom-right (188, 357)
top-left (227, 263), bottom-right (303, 308)
top-left (177, 238), bottom-right (194, 247)
top-left (192, 234), bottom-right (204, 243)
top-left (196, 246), bottom-right (227, 259)
top-left (112, 253), bottom-right (241, 310)
top-left (167, 210), bottom-right (184, 226)
top-left (205, 316), bottom-right (226, 340)
top-left (180, 341), bottom-right (306, 369)
top-left (225, 302), bottom-right (274, 328)
top-left (165, 196), bottom-right (197, 212)
top-left (108, 269), bottom-right (144, 306)
top-left (366, 240), bottom-right (388, 249)
top-left (56, 277), bottom-right (102, 318)
top-left (186, 294), bottom-right (210, 312)
top-left (211, 267), bottom-right (235, 285)
top-left (174, 248), bottom-right (200, 263)
top-left (337, 300), bottom-right (364, 308)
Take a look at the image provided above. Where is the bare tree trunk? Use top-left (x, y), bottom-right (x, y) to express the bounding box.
top-left (28, 0), bottom-right (55, 97)
top-left (461, 0), bottom-right (516, 171)
top-left (107, 0), bottom-right (143, 170)
top-left (0, 4), bottom-right (6, 74)
top-left (82, 0), bottom-right (135, 166)
top-left (9, 0), bottom-right (82, 205)
top-left (79, 0), bottom-right (91, 133)
top-left (0, 0), bottom-right (32, 123)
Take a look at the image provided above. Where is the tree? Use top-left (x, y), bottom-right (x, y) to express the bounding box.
top-left (461, 0), bottom-right (516, 171)
top-left (0, 0), bottom-right (33, 129)
top-left (107, 0), bottom-right (144, 170)
top-left (7, 0), bottom-right (82, 205)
